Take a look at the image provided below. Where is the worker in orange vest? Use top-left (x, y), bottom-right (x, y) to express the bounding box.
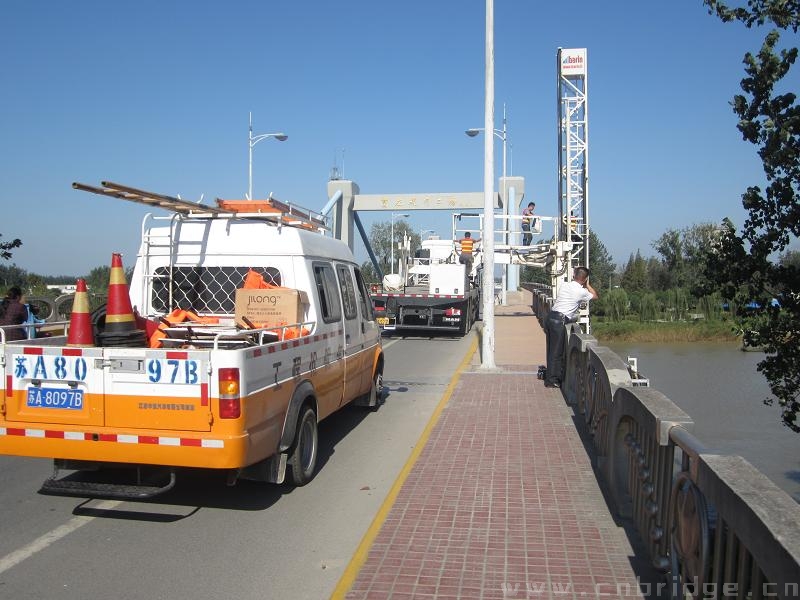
top-left (457, 231), bottom-right (479, 272)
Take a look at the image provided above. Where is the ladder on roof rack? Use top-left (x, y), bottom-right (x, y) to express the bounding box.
top-left (73, 181), bottom-right (231, 215)
top-left (73, 181), bottom-right (328, 231)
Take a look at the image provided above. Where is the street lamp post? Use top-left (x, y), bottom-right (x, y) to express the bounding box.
top-left (480, 0), bottom-right (496, 369)
top-left (248, 112), bottom-right (288, 200)
top-left (390, 213), bottom-right (410, 274)
top-left (466, 102), bottom-right (509, 304)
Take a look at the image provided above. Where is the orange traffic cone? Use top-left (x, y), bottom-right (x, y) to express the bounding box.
top-left (67, 278), bottom-right (95, 347)
top-left (97, 253), bottom-right (146, 347)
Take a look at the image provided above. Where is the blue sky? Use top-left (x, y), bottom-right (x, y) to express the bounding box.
top-left (1, 1), bottom-right (788, 277)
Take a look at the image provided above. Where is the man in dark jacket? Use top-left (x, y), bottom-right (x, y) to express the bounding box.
top-left (1, 286), bottom-right (28, 341)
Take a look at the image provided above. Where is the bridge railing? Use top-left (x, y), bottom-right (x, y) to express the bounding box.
top-left (21, 294), bottom-right (107, 339)
top-left (525, 284), bottom-right (800, 599)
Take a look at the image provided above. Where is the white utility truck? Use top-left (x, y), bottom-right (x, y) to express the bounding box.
top-left (370, 214), bottom-right (481, 336)
top-left (0, 181), bottom-right (384, 498)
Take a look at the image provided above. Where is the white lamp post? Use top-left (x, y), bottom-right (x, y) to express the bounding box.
top-left (391, 213), bottom-right (410, 274)
top-left (481, 0), bottom-right (496, 369)
top-left (248, 112), bottom-right (288, 200)
top-left (467, 102), bottom-right (509, 306)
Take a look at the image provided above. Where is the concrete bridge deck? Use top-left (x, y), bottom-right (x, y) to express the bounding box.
top-left (334, 290), bottom-right (665, 599)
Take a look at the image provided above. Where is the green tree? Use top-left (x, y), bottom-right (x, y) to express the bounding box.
top-left (652, 223), bottom-right (725, 293)
top-left (664, 288), bottom-right (690, 322)
top-left (366, 219), bottom-right (421, 278)
top-left (602, 287), bottom-right (629, 322)
top-left (652, 229), bottom-right (685, 288)
top-left (698, 292), bottom-right (724, 321)
top-left (0, 263), bottom-right (27, 292)
top-left (779, 249), bottom-right (800, 270)
top-left (588, 230), bottom-right (616, 291)
top-left (360, 260), bottom-right (379, 284)
top-left (646, 256), bottom-right (671, 291)
top-left (621, 251), bottom-right (648, 293)
top-left (704, 0), bottom-right (800, 430)
top-left (639, 292), bottom-right (659, 322)
top-left (84, 265), bottom-right (111, 295)
top-left (520, 265), bottom-right (549, 285)
top-left (25, 274), bottom-right (49, 296)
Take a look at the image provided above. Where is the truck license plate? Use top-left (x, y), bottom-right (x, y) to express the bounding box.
top-left (27, 387), bottom-right (84, 410)
top-left (376, 317), bottom-right (390, 326)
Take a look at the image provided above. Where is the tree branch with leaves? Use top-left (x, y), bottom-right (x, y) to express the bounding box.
top-left (703, 0), bottom-right (800, 430)
top-left (1, 234), bottom-right (22, 262)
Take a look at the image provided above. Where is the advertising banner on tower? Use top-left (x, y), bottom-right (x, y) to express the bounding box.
top-left (560, 48), bottom-right (586, 77)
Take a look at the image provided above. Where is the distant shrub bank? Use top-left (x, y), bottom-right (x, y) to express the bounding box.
top-left (590, 319), bottom-right (741, 343)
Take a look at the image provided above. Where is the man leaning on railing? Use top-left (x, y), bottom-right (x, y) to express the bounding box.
top-left (543, 266), bottom-right (598, 388)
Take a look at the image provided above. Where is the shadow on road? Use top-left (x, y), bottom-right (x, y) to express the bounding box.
top-left (52, 401), bottom-right (385, 520)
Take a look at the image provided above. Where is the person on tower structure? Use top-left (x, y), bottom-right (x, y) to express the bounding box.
top-left (521, 202), bottom-right (537, 246)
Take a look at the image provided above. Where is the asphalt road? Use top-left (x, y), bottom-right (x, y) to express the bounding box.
top-left (0, 331), bottom-right (475, 600)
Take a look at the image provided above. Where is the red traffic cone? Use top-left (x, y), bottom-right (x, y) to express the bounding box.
top-left (98, 253), bottom-right (145, 347)
top-left (104, 253), bottom-right (136, 334)
top-left (67, 278), bottom-right (95, 347)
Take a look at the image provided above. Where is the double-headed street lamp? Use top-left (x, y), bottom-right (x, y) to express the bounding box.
top-left (390, 213), bottom-right (410, 274)
top-left (248, 111), bottom-right (288, 201)
top-left (465, 102), bottom-right (508, 183)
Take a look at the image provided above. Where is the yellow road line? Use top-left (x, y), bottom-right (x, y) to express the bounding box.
top-left (329, 335), bottom-right (479, 600)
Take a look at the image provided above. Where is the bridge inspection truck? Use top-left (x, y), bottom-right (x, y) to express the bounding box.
top-left (370, 213), bottom-right (481, 336)
top-left (0, 181), bottom-right (384, 498)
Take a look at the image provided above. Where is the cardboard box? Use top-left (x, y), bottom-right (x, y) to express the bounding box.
top-left (235, 288), bottom-right (308, 327)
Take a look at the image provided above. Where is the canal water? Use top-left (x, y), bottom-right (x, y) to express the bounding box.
top-left (607, 341), bottom-right (800, 502)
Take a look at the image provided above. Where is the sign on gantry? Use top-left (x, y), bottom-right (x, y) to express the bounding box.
top-left (353, 192), bottom-right (499, 211)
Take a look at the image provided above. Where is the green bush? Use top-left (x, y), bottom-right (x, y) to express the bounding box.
top-left (602, 288), bottom-right (629, 322)
top-left (591, 319), bottom-right (740, 342)
top-left (639, 292), bottom-right (658, 322)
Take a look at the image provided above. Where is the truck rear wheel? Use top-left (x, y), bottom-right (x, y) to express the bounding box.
top-left (459, 307), bottom-right (471, 336)
top-left (367, 368), bottom-right (384, 409)
top-left (288, 406), bottom-right (318, 486)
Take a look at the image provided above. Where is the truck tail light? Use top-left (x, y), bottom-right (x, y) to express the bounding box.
top-left (218, 368), bottom-right (241, 419)
top-left (445, 308), bottom-right (462, 317)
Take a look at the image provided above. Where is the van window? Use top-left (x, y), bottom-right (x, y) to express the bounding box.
top-left (336, 265), bottom-right (358, 321)
top-left (152, 266), bottom-right (281, 314)
top-left (312, 263), bottom-right (342, 323)
top-left (353, 268), bottom-right (374, 321)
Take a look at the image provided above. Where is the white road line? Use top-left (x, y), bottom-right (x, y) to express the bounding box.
top-left (0, 499), bottom-right (122, 575)
top-left (382, 338), bottom-right (400, 350)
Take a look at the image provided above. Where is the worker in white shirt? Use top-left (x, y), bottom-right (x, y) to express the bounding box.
top-left (543, 266), bottom-right (598, 388)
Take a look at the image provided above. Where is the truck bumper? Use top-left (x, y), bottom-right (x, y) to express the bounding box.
top-left (0, 423), bottom-right (252, 469)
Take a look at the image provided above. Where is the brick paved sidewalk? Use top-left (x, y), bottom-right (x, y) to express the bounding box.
top-left (341, 292), bottom-right (658, 600)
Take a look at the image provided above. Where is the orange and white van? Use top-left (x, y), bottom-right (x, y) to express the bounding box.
top-left (0, 182), bottom-right (384, 497)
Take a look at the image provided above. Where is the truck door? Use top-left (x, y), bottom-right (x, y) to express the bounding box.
top-left (336, 264), bottom-right (368, 404)
top-left (353, 267), bottom-right (381, 390)
top-left (101, 347), bottom-right (212, 432)
top-left (312, 262), bottom-right (345, 419)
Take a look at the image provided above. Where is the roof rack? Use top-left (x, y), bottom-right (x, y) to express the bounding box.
top-left (216, 198), bottom-right (327, 231)
top-left (73, 181), bottom-right (328, 231)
